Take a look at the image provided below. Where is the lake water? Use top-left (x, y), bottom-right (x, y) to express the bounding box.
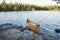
top-left (0, 11), bottom-right (60, 31)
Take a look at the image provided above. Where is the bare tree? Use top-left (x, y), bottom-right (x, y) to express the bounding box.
top-left (52, 0), bottom-right (60, 4)
top-left (3, 0), bottom-right (5, 3)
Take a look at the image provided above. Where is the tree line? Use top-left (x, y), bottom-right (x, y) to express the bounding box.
top-left (0, 2), bottom-right (60, 11)
top-left (0, 2), bottom-right (49, 11)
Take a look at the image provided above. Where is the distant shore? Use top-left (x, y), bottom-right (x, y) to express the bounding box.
top-left (0, 1), bottom-right (60, 11)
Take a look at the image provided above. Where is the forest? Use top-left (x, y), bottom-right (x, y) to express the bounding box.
top-left (0, 1), bottom-right (60, 11)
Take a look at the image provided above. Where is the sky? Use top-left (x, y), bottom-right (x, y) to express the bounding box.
top-left (0, 0), bottom-right (58, 6)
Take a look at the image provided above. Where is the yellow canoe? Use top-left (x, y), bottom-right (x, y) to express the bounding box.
top-left (26, 19), bottom-right (40, 35)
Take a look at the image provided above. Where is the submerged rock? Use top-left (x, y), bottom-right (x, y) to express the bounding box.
top-left (0, 23), bottom-right (22, 32)
top-left (0, 23), bottom-right (12, 26)
top-left (0, 28), bottom-right (38, 40)
top-left (0, 28), bottom-right (43, 40)
top-left (55, 29), bottom-right (60, 33)
top-left (0, 23), bottom-right (42, 40)
top-left (23, 30), bottom-right (35, 40)
top-left (0, 29), bottom-right (24, 40)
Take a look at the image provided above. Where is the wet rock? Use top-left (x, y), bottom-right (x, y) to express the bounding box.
top-left (34, 35), bottom-right (43, 40)
top-left (55, 29), bottom-right (60, 33)
top-left (19, 28), bottom-right (27, 32)
top-left (0, 23), bottom-right (12, 26)
top-left (0, 23), bottom-right (42, 40)
top-left (36, 24), bottom-right (40, 26)
top-left (23, 30), bottom-right (35, 40)
top-left (0, 24), bottom-right (22, 32)
top-left (0, 28), bottom-right (39, 40)
top-left (17, 37), bottom-right (23, 40)
top-left (23, 30), bottom-right (43, 40)
top-left (0, 29), bottom-right (24, 40)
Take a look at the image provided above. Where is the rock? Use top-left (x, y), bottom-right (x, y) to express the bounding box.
top-left (36, 24), bottom-right (40, 26)
top-left (0, 23), bottom-right (12, 26)
top-left (23, 30), bottom-right (43, 40)
top-left (34, 35), bottom-right (43, 40)
top-left (23, 30), bottom-right (35, 40)
top-left (0, 28), bottom-right (39, 40)
top-left (19, 28), bottom-right (27, 32)
top-left (0, 24), bottom-right (22, 32)
top-left (0, 29), bottom-right (24, 40)
top-left (55, 29), bottom-right (60, 33)
top-left (0, 23), bottom-right (41, 40)
top-left (0, 23), bottom-right (12, 32)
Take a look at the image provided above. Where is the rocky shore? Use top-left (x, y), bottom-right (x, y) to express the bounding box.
top-left (0, 23), bottom-right (60, 40)
top-left (0, 23), bottom-right (43, 40)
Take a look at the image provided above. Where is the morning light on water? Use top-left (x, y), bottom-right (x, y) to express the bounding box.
top-left (0, 0), bottom-right (60, 40)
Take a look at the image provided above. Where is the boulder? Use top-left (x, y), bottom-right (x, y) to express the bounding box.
top-left (0, 28), bottom-right (39, 40)
top-left (55, 29), bottom-right (60, 33)
top-left (0, 23), bottom-right (22, 32)
top-left (23, 30), bottom-right (35, 40)
top-left (0, 29), bottom-right (24, 40)
top-left (0, 23), bottom-right (41, 40)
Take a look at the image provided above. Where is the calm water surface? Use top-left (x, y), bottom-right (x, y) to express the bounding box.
top-left (0, 11), bottom-right (60, 31)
